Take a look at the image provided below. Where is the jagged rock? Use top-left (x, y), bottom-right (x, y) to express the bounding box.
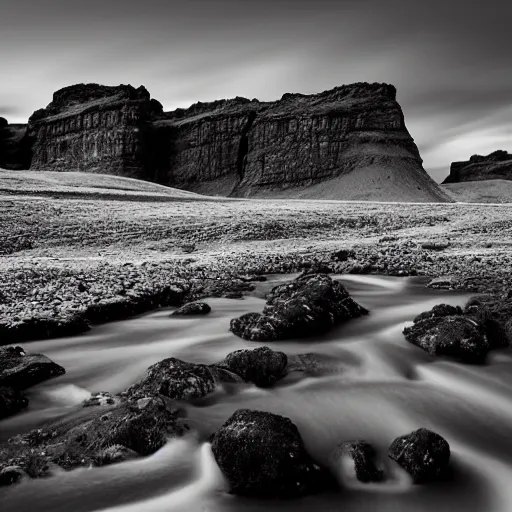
top-left (219, 347), bottom-right (287, 387)
top-left (210, 409), bottom-right (332, 497)
top-left (413, 304), bottom-right (463, 323)
top-left (464, 296), bottom-right (512, 348)
top-left (0, 387), bottom-right (28, 419)
top-left (124, 357), bottom-right (216, 401)
top-left (83, 391), bottom-right (117, 407)
top-left (443, 150), bottom-right (512, 184)
top-left (403, 315), bottom-right (490, 363)
top-left (388, 428), bottom-right (450, 483)
top-left (0, 346), bottom-right (65, 389)
top-left (25, 82), bottom-right (451, 202)
top-left (331, 440), bottom-right (384, 483)
top-left (230, 273), bottom-right (368, 341)
top-left (171, 302), bottom-right (211, 316)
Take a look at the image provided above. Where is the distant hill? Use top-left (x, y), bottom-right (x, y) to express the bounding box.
top-left (443, 150), bottom-right (512, 184)
top-left (442, 179), bottom-right (512, 203)
top-left (0, 170), bottom-right (213, 202)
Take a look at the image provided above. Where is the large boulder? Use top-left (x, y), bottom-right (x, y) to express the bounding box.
top-left (388, 428), bottom-right (450, 483)
top-left (403, 315), bottom-right (490, 363)
top-left (331, 440), bottom-right (383, 483)
top-left (219, 347), bottom-right (288, 387)
top-left (0, 387), bottom-right (28, 419)
top-left (124, 357), bottom-right (216, 401)
top-left (230, 273), bottom-right (368, 341)
top-left (0, 346), bottom-right (65, 389)
top-left (210, 409), bottom-right (332, 498)
top-left (171, 302), bottom-right (211, 316)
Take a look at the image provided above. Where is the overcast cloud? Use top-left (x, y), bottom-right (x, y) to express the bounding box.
top-left (1, 0), bottom-right (510, 181)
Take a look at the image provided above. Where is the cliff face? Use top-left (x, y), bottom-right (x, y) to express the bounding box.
top-left (0, 118), bottom-right (31, 170)
top-left (443, 150), bottom-right (512, 184)
top-left (27, 84), bottom-right (160, 179)
top-left (22, 82), bottom-right (452, 202)
top-left (158, 82), bottom-right (450, 201)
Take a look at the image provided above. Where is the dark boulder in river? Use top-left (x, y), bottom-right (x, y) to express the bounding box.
top-left (388, 428), bottom-right (450, 483)
top-left (0, 386), bottom-right (28, 419)
top-left (403, 314), bottom-right (490, 363)
top-left (219, 346), bottom-right (288, 387)
top-left (211, 409), bottom-right (332, 498)
top-left (230, 273), bottom-right (368, 341)
top-left (171, 302), bottom-right (211, 316)
top-left (0, 345), bottom-right (65, 389)
top-left (124, 357), bottom-right (216, 401)
top-left (331, 440), bottom-right (384, 483)
top-left (464, 295), bottom-right (512, 349)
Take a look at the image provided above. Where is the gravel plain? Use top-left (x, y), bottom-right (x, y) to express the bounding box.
top-left (1, 173), bottom-right (511, 342)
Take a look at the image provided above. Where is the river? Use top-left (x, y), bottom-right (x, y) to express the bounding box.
top-left (2, 274), bottom-right (512, 512)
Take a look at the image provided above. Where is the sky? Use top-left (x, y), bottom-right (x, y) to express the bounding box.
top-left (1, 0), bottom-right (511, 182)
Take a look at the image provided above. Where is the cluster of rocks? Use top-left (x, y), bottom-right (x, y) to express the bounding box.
top-left (0, 342), bottom-right (452, 494)
top-left (0, 345), bottom-right (65, 419)
top-left (403, 297), bottom-right (512, 363)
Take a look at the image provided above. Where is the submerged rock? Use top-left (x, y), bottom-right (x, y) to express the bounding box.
top-left (171, 302), bottom-right (211, 316)
top-left (388, 428), bottom-right (450, 483)
top-left (0, 387), bottom-right (28, 419)
top-left (332, 440), bottom-right (384, 483)
top-left (230, 273), bottom-right (368, 341)
top-left (0, 346), bottom-right (65, 389)
top-left (124, 357), bottom-right (216, 401)
top-left (403, 315), bottom-right (490, 363)
top-left (219, 346), bottom-right (288, 387)
top-left (210, 409), bottom-right (332, 498)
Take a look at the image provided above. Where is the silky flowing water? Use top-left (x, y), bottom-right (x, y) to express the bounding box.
top-left (2, 274), bottom-right (512, 512)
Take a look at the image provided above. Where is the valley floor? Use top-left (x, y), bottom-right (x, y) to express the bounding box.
top-left (1, 171), bottom-right (511, 342)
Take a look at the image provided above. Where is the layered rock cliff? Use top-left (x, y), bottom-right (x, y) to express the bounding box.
top-left (443, 150), bottom-right (512, 184)
top-left (20, 82), bottom-right (452, 202)
top-left (27, 84), bottom-right (161, 179)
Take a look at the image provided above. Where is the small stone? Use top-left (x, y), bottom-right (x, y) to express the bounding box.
top-left (171, 302), bottom-right (211, 316)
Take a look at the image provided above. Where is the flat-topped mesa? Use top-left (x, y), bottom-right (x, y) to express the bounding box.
top-left (27, 83), bottom-right (158, 177)
top-left (443, 150), bottom-right (512, 184)
top-left (24, 81), bottom-right (452, 201)
top-left (160, 81), bottom-right (450, 201)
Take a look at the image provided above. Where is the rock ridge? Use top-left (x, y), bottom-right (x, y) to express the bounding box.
top-left (443, 150), bottom-right (512, 184)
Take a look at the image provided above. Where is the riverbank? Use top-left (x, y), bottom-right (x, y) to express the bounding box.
top-left (1, 190), bottom-right (511, 343)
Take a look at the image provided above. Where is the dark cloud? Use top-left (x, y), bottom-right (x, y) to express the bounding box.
top-left (1, 0), bottom-right (511, 181)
